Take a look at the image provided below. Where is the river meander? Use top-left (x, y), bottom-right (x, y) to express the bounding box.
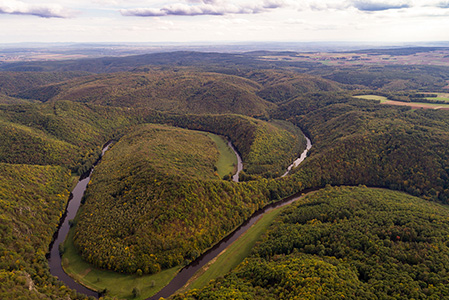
top-left (48, 132), bottom-right (311, 299)
top-left (47, 143), bottom-right (112, 298)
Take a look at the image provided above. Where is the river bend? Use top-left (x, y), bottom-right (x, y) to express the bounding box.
top-left (47, 143), bottom-right (112, 297)
top-left (48, 133), bottom-right (311, 299)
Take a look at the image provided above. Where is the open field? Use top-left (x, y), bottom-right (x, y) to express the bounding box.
top-left (430, 97), bottom-right (449, 101)
top-left (354, 94), bottom-right (449, 109)
top-left (204, 132), bottom-right (237, 178)
top-left (261, 48), bottom-right (449, 67)
top-left (424, 92), bottom-right (449, 102)
top-left (353, 95), bottom-right (389, 103)
top-left (384, 100), bottom-right (449, 109)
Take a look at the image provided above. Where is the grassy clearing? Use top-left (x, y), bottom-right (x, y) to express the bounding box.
top-left (426, 97), bottom-right (449, 102)
top-left (204, 132), bottom-right (237, 178)
top-left (354, 95), bottom-right (449, 109)
top-left (178, 205), bottom-right (287, 294)
top-left (62, 226), bottom-right (180, 300)
top-left (353, 95), bottom-right (389, 102)
top-left (423, 92), bottom-right (449, 102)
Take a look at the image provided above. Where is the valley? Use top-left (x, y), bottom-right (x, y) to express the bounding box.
top-left (2, 46), bottom-right (449, 300)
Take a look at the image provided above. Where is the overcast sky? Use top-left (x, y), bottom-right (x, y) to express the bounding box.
top-left (0, 0), bottom-right (448, 43)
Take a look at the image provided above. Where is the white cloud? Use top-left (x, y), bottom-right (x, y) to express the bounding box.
top-left (1, 0), bottom-right (449, 43)
top-left (350, 0), bottom-right (411, 11)
top-left (0, 0), bottom-right (75, 18)
top-left (435, 1), bottom-right (449, 8)
top-left (120, 0), bottom-right (290, 17)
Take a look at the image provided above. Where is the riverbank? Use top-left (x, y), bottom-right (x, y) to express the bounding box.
top-left (57, 130), bottom-right (244, 299)
top-left (62, 224), bottom-right (179, 299)
top-left (177, 190), bottom-right (318, 293)
top-left (47, 142), bottom-right (113, 298)
top-left (51, 127), bottom-right (310, 300)
top-left (203, 132), bottom-right (238, 179)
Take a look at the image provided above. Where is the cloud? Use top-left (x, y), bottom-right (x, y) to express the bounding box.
top-left (309, 2), bottom-right (350, 11)
top-left (351, 0), bottom-right (411, 11)
top-left (435, 1), bottom-right (449, 8)
top-left (120, 0), bottom-right (288, 17)
top-left (0, 0), bottom-right (73, 18)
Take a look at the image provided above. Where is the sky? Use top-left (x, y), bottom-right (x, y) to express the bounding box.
top-left (0, 0), bottom-right (448, 44)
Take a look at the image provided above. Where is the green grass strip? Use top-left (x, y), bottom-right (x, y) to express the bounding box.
top-left (62, 227), bottom-right (180, 300)
top-left (426, 97), bottom-right (449, 102)
top-left (204, 132), bottom-right (237, 178)
top-left (353, 95), bottom-right (389, 103)
top-left (178, 205), bottom-right (286, 293)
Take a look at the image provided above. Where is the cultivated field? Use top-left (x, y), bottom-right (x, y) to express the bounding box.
top-left (354, 94), bottom-right (449, 110)
top-left (262, 49), bottom-right (449, 67)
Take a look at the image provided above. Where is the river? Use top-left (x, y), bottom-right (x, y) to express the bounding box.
top-left (47, 143), bottom-right (112, 298)
top-left (148, 134), bottom-right (312, 299)
top-left (228, 140), bottom-right (243, 182)
top-left (48, 133), bottom-right (311, 299)
top-left (148, 188), bottom-right (315, 300)
top-left (282, 136), bottom-right (312, 177)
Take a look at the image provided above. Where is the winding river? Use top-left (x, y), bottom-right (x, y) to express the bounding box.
top-left (47, 133), bottom-right (311, 299)
top-left (228, 140), bottom-right (243, 182)
top-left (282, 136), bottom-right (312, 177)
top-left (47, 143), bottom-right (112, 298)
top-left (148, 134), bottom-right (312, 299)
top-left (148, 188), bottom-right (315, 300)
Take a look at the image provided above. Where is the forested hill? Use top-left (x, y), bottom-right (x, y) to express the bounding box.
top-left (1, 49), bottom-right (448, 93)
top-left (0, 71), bottom-right (89, 96)
top-left (9, 68), bottom-right (342, 117)
top-left (176, 186), bottom-right (449, 299)
top-left (14, 70), bottom-right (274, 117)
top-left (0, 51), bottom-right (322, 73)
top-left (2, 48), bottom-right (449, 300)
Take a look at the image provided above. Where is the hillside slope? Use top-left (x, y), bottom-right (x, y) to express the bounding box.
top-left (245, 70), bottom-right (342, 103)
top-left (73, 124), bottom-right (270, 274)
top-left (177, 186), bottom-right (449, 299)
top-left (15, 70), bottom-right (275, 117)
top-left (0, 101), bottom-right (135, 173)
top-left (269, 93), bottom-right (449, 203)
top-left (0, 163), bottom-right (81, 300)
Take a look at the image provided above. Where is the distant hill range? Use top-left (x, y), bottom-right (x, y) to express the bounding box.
top-left (2, 68), bottom-right (342, 117)
top-left (0, 51), bottom-right (294, 73)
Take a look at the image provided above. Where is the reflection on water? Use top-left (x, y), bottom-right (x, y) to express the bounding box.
top-left (282, 135), bottom-right (312, 177)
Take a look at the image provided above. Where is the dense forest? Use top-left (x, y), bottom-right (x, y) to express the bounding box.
top-left (175, 186), bottom-right (449, 299)
top-left (0, 163), bottom-right (82, 299)
top-left (1, 47), bottom-right (449, 299)
top-left (73, 124), bottom-right (267, 274)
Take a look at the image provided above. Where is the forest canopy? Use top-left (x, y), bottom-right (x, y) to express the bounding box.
top-left (1, 48), bottom-right (449, 299)
top-left (176, 186), bottom-right (449, 299)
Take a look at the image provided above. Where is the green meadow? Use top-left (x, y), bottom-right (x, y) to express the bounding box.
top-left (353, 94), bottom-right (389, 102)
top-left (179, 206), bottom-right (285, 293)
top-left (204, 132), bottom-right (237, 178)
